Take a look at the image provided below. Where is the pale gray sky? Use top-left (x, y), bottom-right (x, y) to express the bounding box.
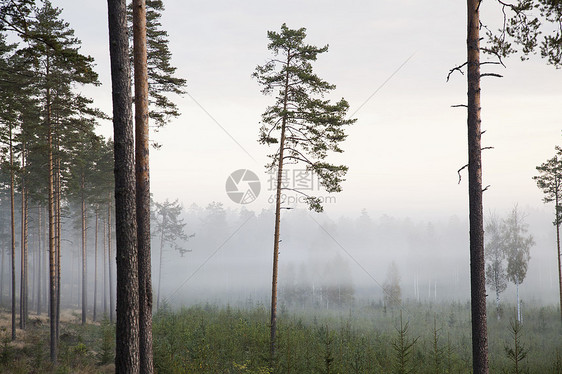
top-left (57, 0), bottom-right (561, 219)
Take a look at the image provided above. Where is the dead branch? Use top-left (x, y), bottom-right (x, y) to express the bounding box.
top-left (447, 62), bottom-right (467, 82)
top-left (458, 164), bottom-right (469, 184)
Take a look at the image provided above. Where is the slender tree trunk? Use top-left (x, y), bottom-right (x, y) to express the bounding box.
top-left (37, 206), bottom-right (41, 315)
top-left (516, 281), bottom-right (521, 322)
top-left (554, 179), bottom-right (562, 322)
top-left (108, 0), bottom-right (140, 370)
top-left (20, 142), bottom-right (28, 330)
top-left (156, 214), bottom-right (165, 311)
top-left (496, 289), bottom-right (501, 321)
top-left (103, 213), bottom-right (108, 317)
top-left (46, 77), bottom-right (57, 363)
top-left (43, 206), bottom-right (48, 314)
top-left (1, 220), bottom-right (5, 307)
top-left (270, 50), bottom-right (291, 360)
top-left (55, 151), bottom-right (61, 343)
top-left (94, 209), bottom-right (98, 322)
top-left (81, 174), bottom-right (87, 325)
top-left (108, 199), bottom-right (114, 323)
top-left (133, 1), bottom-right (154, 371)
top-left (9, 124), bottom-right (16, 341)
top-left (467, 1), bottom-right (489, 373)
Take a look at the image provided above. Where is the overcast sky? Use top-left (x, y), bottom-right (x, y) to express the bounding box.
top-left (55, 0), bottom-right (561, 220)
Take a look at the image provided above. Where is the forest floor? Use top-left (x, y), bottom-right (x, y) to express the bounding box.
top-left (0, 307), bottom-right (114, 373)
top-left (0, 301), bottom-right (559, 373)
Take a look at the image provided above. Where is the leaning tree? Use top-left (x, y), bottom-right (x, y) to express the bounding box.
top-left (253, 23), bottom-right (355, 359)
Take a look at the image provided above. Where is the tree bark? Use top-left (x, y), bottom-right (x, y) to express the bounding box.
top-left (46, 75), bottom-right (57, 362)
top-left (20, 141), bottom-right (28, 330)
top-left (103, 211), bottom-right (108, 317)
top-left (270, 50), bottom-right (291, 360)
top-left (133, 0), bottom-right (154, 371)
top-left (55, 146), bottom-right (61, 343)
top-left (107, 0), bottom-right (140, 371)
top-left (37, 206), bottom-right (41, 315)
top-left (81, 174), bottom-right (87, 325)
top-left (467, 1), bottom-right (489, 373)
top-left (108, 199), bottom-right (114, 323)
top-left (554, 175), bottom-right (562, 322)
top-left (94, 210), bottom-right (98, 322)
top-left (9, 124), bottom-right (16, 341)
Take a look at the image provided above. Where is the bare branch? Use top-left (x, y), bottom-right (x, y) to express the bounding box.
top-left (480, 73), bottom-right (504, 78)
top-left (447, 62), bottom-right (467, 82)
top-left (482, 185), bottom-right (491, 192)
top-left (451, 104), bottom-right (468, 108)
top-left (458, 164), bottom-right (469, 184)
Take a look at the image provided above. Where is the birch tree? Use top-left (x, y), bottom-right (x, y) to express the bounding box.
top-left (504, 206), bottom-right (534, 322)
top-left (485, 215), bottom-right (508, 320)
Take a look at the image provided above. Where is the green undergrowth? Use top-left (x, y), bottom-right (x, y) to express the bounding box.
top-left (1, 301), bottom-right (561, 373)
top-left (151, 301), bottom-right (562, 374)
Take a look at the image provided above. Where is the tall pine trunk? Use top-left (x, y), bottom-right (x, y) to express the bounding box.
top-left (554, 179), bottom-right (562, 322)
top-left (94, 210), bottom-right (98, 321)
top-left (108, 199), bottom-right (114, 322)
top-left (133, 0), bottom-right (154, 371)
top-left (81, 174), bottom-right (87, 324)
top-left (467, 1), bottom-right (489, 373)
top-left (46, 76), bottom-right (57, 363)
top-left (55, 150), bottom-right (61, 343)
top-left (108, 0), bottom-right (140, 370)
top-left (1, 216), bottom-right (5, 307)
top-left (9, 124), bottom-right (16, 341)
top-left (103, 211), bottom-right (108, 317)
top-left (36, 206), bottom-right (42, 315)
top-left (20, 141), bottom-right (28, 330)
top-left (270, 53), bottom-right (290, 360)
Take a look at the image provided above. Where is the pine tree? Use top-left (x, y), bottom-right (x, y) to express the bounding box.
top-left (18, 0), bottom-right (101, 362)
top-left (107, 0), bottom-right (140, 371)
top-left (253, 23), bottom-right (355, 359)
top-left (533, 147), bottom-right (562, 323)
top-left (467, 1), bottom-right (489, 371)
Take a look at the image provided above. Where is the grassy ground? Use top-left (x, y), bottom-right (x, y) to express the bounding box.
top-left (0, 301), bottom-right (560, 373)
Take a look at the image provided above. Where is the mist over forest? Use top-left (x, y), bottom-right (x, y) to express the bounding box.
top-left (151, 202), bottom-right (557, 308)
